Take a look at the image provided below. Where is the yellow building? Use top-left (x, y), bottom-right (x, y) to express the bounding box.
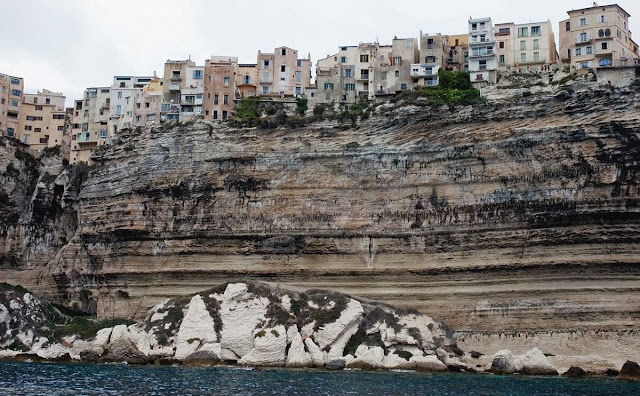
top-left (18, 89), bottom-right (66, 151)
top-left (559, 3), bottom-right (639, 70)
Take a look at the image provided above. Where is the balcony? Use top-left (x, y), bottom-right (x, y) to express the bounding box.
top-left (357, 74), bottom-right (370, 81)
top-left (170, 74), bottom-right (182, 81)
top-left (576, 37), bottom-right (595, 44)
top-left (169, 84), bottom-right (180, 91)
top-left (410, 65), bottom-right (437, 79)
top-left (470, 50), bottom-right (495, 58)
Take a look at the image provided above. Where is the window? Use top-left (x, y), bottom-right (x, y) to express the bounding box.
top-left (600, 15), bottom-right (606, 23)
top-left (39, 138), bottom-right (46, 144)
top-left (599, 58), bottom-right (612, 67)
top-left (575, 48), bottom-right (582, 56)
top-left (243, 75), bottom-right (251, 84)
top-left (531, 26), bottom-right (541, 36)
top-left (208, 75), bottom-right (212, 83)
top-left (147, 114), bottom-right (156, 122)
top-left (223, 95), bottom-right (229, 105)
top-left (394, 70), bottom-right (400, 77)
top-left (499, 41), bottom-right (505, 49)
top-left (520, 40), bottom-right (526, 50)
top-left (223, 77), bottom-right (230, 86)
top-left (586, 46), bottom-right (593, 55)
top-left (534, 52), bottom-right (540, 62)
top-left (400, 83), bottom-right (407, 90)
top-left (295, 71), bottom-right (302, 83)
top-left (100, 130), bottom-right (107, 138)
top-left (117, 91), bottom-right (122, 99)
top-left (281, 48), bottom-right (287, 56)
top-left (262, 71), bottom-right (270, 81)
top-left (263, 59), bottom-right (270, 69)
top-left (193, 70), bottom-right (203, 79)
top-left (471, 23), bottom-right (477, 30)
top-left (34, 128), bottom-right (41, 133)
top-left (222, 110), bottom-right (228, 119)
top-left (345, 83), bottom-right (355, 91)
top-left (11, 90), bottom-right (21, 96)
top-left (116, 105), bottom-right (122, 114)
top-left (360, 70), bottom-right (369, 79)
top-left (296, 60), bottom-right (303, 67)
top-left (10, 77), bottom-right (20, 84)
top-left (262, 86), bottom-right (269, 94)
top-left (602, 42), bottom-right (608, 50)
top-left (579, 18), bottom-right (587, 26)
top-left (145, 102), bottom-right (150, 108)
top-left (295, 87), bottom-right (302, 94)
top-left (324, 83), bottom-right (334, 90)
top-left (479, 60), bottom-right (487, 70)
top-left (344, 68), bottom-right (352, 77)
top-left (518, 27), bottom-right (529, 37)
top-left (566, 21), bottom-right (571, 31)
top-left (360, 54), bottom-right (369, 62)
top-left (605, 28), bottom-right (611, 37)
top-left (213, 111), bottom-right (218, 120)
top-left (499, 55), bottom-right (505, 65)
top-left (25, 125), bottom-right (32, 131)
top-left (425, 56), bottom-right (436, 63)
top-left (11, 100), bottom-right (18, 107)
top-left (579, 32), bottom-right (587, 42)
top-left (617, 29), bottom-right (622, 39)
top-left (533, 39), bottom-right (539, 49)
top-left (7, 128), bottom-right (14, 137)
top-left (599, 29), bottom-right (605, 37)
top-left (280, 65), bottom-right (286, 72)
top-left (33, 97), bottom-right (38, 104)
top-left (35, 106), bottom-right (43, 111)
top-left (214, 95), bottom-right (219, 105)
top-left (393, 56), bottom-right (401, 65)
top-left (520, 53), bottom-right (526, 63)
top-left (340, 56), bottom-right (347, 63)
top-left (58, 126), bottom-right (64, 131)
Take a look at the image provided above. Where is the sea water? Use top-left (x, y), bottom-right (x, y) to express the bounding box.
top-left (0, 361), bottom-right (638, 395)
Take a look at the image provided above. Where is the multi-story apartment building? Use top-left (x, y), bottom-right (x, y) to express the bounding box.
top-left (315, 38), bottom-right (417, 105)
top-left (17, 89), bottom-right (66, 150)
top-left (162, 59), bottom-right (204, 121)
top-left (134, 76), bottom-right (163, 127)
top-left (468, 17), bottom-right (498, 86)
top-left (69, 87), bottom-right (110, 165)
top-left (559, 3), bottom-right (639, 70)
top-left (203, 56), bottom-right (238, 121)
top-left (447, 34), bottom-right (470, 72)
top-left (237, 64), bottom-right (258, 98)
top-left (256, 46), bottom-right (311, 97)
top-left (0, 73), bottom-right (23, 139)
top-left (495, 20), bottom-right (558, 73)
top-left (412, 33), bottom-right (449, 87)
top-left (108, 75), bottom-right (154, 136)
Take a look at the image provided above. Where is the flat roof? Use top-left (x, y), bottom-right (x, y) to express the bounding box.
top-left (568, 3), bottom-right (630, 18)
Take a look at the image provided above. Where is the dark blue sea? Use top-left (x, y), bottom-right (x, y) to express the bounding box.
top-left (0, 361), bottom-right (638, 395)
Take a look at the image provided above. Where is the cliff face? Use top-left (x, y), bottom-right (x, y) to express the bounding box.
top-left (1, 81), bottom-right (640, 364)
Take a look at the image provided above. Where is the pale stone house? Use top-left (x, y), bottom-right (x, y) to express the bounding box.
top-left (17, 89), bottom-right (66, 150)
top-left (0, 73), bottom-right (23, 140)
top-left (69, 87), bottom-right (110, 165)
top-left (257, 46), bottom-right (311, 97)
top-left (108, 76), bottom-right (155, 136)
top-left (495, 20), bottom-right (558, 73)
top-left (161, 59), bottom-right (204, 121)
top-left (559, 3), bottom-right (639, 70)
top-left (203, 56), bottom-right (238, 121)
top-left (447, 34), bottom-right (469, 72)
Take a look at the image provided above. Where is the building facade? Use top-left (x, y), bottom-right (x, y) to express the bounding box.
top-left (108, 75), bottom-right (154, 136)
top-left (559, 3), bottom-right (638, 70)
top-left (447, 34), bottom-right (470, 72)
top-left (257, 46), bottom-right (311, 97)
top-left (0, 74), bottom-right (23, 139)
top-left (495, 20), bottom-right (558, 73)
top-left (203, 56), bottom-right (238, 120)
top-left (412, 33), bottom-right (449, 87)
top-left (70, 87), bottom-right (110, 165)
top-left (134, 76), bottom-right (163, 127)
top-left (162, 59), bottom-right (204, 121)
top-left (18, 89), bottom-right (66, 150)
top-left (468, 17), bottom-right (498, 86)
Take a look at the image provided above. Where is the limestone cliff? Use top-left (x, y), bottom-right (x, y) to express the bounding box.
top-left (1, 80), bottom-right (640, 366)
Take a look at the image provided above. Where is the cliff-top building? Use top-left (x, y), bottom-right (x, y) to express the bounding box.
top-left (495, 20), bottom-right (558, 73)
top-left (18, 89), bottom-right (66, 150)
top-left (257, 46), bottom-right (311, 98)
top-left (559, 2), bottom-right (639, 70)
top-left (468, 17), bottom-right (498, 86)
top-left (70, 87), bottom-right (110, 165)
top-left (0, 73), bottom-right (23, 140)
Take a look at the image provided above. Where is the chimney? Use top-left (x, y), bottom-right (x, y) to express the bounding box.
top-left (593, 2), bottom-right (598, 6)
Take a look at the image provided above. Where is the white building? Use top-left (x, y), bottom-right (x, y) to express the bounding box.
top-left (108, 76), bottom-right (154, 137)
top-left (468, 17), bottom-right (498, 86)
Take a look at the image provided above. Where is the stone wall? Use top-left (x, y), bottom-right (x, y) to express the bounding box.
top-left (597, 66), bottom-right (640, 87)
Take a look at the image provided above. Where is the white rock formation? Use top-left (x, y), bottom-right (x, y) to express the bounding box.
top-left (328, 320), bottom-right (360, 359)
top-left (411, 355), bottom-right (448, 371)
top-left (239, 326), bottom-right (287, 367)
top-left (174, 295), bottom-right (218, 360)
top-left (286, 332), bottom-right (313, 367)
top-left (489, 349), bottom-right (521, 374)
top-left (220, 284), bottom-right (268, 358)
top-left (314, 299), bottom-right (363, 350)
top-left (347, 345), bottom-right (385, 369)
top-left (93, 327), bottom-right (113, 348)
top-left (517, 348), bottom-right (558, 375)
top-left (304, 337), bottom-right (325, 367)
top-left (382, 353), bottom-right (416, 370)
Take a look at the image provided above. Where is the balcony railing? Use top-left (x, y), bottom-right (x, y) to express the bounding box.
top-left (170, 75), bottom-right (182, 81)
top-left (470, 50), bottom-right (495, 58)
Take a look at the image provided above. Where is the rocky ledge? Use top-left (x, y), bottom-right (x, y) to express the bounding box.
top-left (2, 282), bottom-right (639, 378)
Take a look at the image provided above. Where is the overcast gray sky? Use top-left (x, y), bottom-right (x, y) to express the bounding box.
top-left (0, 0), bottom-right (637, 105)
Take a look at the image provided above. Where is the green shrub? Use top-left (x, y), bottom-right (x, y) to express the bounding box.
top-left (235, 96), bottom-right (262, 126)
top-left (438, 69), bottom-right (473, 90)
top-left (296, 97), bottom-right (308, 116)
top-left (40, 145), bottom-right (61, 158)
top-left (54, 317), bottom-right (135, 341)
